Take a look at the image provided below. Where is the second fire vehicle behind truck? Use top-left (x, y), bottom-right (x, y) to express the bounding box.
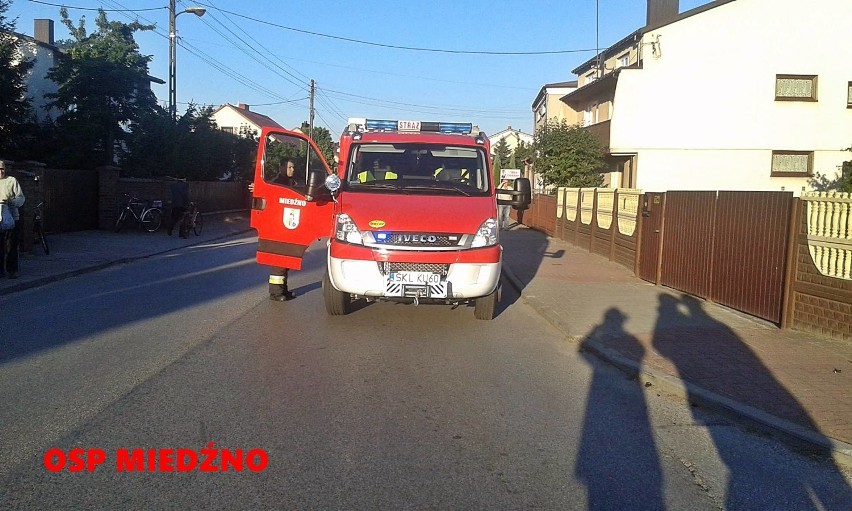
top-left (250, 118), bottom-right (531, 320)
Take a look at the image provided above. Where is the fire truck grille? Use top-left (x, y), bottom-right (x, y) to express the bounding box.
top-left (379, 234), bottom-right (459, 247)
top-left (378, 262), bottom-right (450, 276)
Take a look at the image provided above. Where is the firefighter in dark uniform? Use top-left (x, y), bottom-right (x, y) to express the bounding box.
top-left (250, 160), bottom-right (299, 301)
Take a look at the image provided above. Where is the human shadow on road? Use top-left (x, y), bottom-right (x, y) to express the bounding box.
top-left (652, 294), bottom-right (852, 509)
top-left (576, 308), bottom-right (665, 510)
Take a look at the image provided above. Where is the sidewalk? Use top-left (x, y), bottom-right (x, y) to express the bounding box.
top-left (499, 225), bottom-right (852, 465)
top-left (0, 211), bottom-right (252, 296)
top-left (2, 215), bottom-right (850, 464)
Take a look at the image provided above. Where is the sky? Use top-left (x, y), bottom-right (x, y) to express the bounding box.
top-left (8, 0), bottom-right (709, 137)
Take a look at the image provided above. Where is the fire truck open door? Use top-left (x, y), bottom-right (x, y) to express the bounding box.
top-left (250, 128), bottom-right (335, 270)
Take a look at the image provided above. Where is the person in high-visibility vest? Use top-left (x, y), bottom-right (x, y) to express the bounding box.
top-left (358, 159), bottom-right (397, 182)
top-left (434, 163), bottom-right (469, 182)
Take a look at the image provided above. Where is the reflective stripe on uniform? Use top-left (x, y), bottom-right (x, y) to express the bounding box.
top-left (269, 275), bottom-right (286, 284)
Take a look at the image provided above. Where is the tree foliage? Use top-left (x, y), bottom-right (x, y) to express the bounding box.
top-left (809, 145), bottom-right (852, 193)
top-left (123, 104), bottom-right (256, 181)
top-left (0, 0), bottom-right (34, 156)
top-left (533, 119), bottom-right (605, 188)
top-left (301, 122), bottom-right (336, 165)
top-left (45, 8), bottom-right (156, 167)
top-left (493, 137), bottom-right (511, 169)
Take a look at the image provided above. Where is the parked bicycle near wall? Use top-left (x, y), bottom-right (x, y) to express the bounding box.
top-left (182, 201), bottom-right (203, 236)
top-left (32, 201), bottom-right (49, 255)
top-left (114, 193), bottom-right (163, 233)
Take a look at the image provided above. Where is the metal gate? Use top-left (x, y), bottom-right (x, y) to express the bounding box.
top-left (711, 191), bottom-right (791, 323)
top-left (660, 191), bottom-right (716, 299)
top-left (638, 192), bottom-right (664, 283)
top-left (42, 168), bottom-right (99, 233)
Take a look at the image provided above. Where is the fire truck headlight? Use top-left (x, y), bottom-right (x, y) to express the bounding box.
top-left (335, 213), bottom-right (363, 245)
top-left (471, 218), bottom-right (498, 248)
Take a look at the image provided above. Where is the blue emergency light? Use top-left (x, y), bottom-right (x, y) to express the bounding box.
top-left (437, 122), bottom-right (473, 134)
top-left (376, 232), bottom-right (389, 241)
top-left (364, 119), bottom-right (399, 132)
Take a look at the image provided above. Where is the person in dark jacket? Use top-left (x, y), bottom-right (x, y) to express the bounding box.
top-left (167, 179), bottom-right (189, 238)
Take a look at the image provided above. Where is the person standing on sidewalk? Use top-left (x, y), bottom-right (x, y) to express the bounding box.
top-left (0, 160), bottom-right (26, 279)
top-left (167, 178), bottom-right (189, 238)
top-left (497, 178), bottom-right (512, 230)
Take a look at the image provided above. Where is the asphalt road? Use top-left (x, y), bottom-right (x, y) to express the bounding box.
top-left (1, 234), bottom-right (849, 509)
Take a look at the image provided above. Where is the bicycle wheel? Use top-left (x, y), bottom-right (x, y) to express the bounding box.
top-left (141, 208), bottom-right (163, 232)
top-left (114, 209), bottom-right (128, 232)
top-left (193, 212), bottom-right (203, 236)
top-left (35, 222), bottom-right (50, 255)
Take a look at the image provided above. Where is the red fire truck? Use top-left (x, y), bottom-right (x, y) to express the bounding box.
top-left (250, 118), bottom-right (530, 319)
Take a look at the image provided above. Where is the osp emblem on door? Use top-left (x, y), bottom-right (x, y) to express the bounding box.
top-left (283, 207), bottom-right (300, 229)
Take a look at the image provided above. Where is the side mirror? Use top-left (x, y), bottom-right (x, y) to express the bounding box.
top-left (496, 177), bottom-right (532, 210)
top-left (514, 178), bottom-right (531, 210)
top-left (305, 169), bottom-right (329, 202)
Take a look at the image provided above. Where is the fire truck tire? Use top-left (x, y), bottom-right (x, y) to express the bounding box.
top-left (474, 287), bottom-right (498, 320)
top-left (323, 269), bottom-right (351, 315)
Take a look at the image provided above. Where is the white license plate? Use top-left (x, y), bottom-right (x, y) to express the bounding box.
top-left (388, 271), bottom-right (440, 284)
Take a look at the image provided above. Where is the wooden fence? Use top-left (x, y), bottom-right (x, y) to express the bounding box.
top-left (519, 189), bottom-right (852, 341)
top-left (5, 161), bottom-right (248, 250)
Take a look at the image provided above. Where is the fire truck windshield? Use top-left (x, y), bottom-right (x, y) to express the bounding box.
top-left (346, 143), bottom-right (490, 195)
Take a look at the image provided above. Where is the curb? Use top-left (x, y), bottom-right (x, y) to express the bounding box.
top-left (500, 261), bottom-right (852, 468)
top-left (0, 227), bottom-right (254, 296)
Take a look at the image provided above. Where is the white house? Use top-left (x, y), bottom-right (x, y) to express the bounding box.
top-left (12, 19), bottom-right (62, 123)
top-left (211, 103), bottom-right (285, 138)
top-left (489, 126), bottom-right (533, 154)
top-left (562, 0), bottom-right (852, 193)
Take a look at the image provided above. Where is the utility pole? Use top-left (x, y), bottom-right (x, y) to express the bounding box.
top-left (168, 1), bottom-right (206, 120)
top-left (169, 0), bottom-right (176, 120)
top-left (309, 79), bottom-right (315, 140)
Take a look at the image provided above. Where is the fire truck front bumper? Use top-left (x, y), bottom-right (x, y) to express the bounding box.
top-left (327, 249), bottom-right (502, 300)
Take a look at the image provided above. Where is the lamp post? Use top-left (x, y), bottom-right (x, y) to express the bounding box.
top-left (169, 0), bottom-right (206, 120)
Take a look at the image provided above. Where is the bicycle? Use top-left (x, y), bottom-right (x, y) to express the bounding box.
top-left (114, 193), bottom-right (163, 233)
top-left (182, 201), bottom-right (203, 236)
top-left (32, 201), bottom-right (49, 255)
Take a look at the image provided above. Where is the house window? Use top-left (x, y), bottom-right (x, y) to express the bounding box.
top-left (847, 82), bottom-right (852, 107)
top-left (771, 151), bottom-right (813, 177)
top-left (617, 53), bottom-right (630, 68)
top-left (775, 74), bottom-right (817, 101)
top-left (585, 71), bottom-right (596, 85)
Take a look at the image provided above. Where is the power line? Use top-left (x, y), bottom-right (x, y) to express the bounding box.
top-left (193, 2), bottom-right (596, 56)
top-left (28, 0), bottom-right (165, 12)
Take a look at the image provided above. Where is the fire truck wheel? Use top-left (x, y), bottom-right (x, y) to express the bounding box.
top-left (474, 287), bottom-right (498, 320)
top-left (323, 269), bottom-right (351, 315)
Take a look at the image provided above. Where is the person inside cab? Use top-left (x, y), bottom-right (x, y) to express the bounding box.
top-left (357, 159), bottom-right (397, 182)
top-left (434, 160), bottom-right (469, 183)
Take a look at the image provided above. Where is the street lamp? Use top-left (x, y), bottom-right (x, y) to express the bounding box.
top-left (169, 0), bottom-right (206, 120)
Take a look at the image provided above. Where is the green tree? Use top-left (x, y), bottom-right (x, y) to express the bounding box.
top-left (46, 8), bottom-right (156, 168)
top-left (809, 145), bottom-right (852, 193)
top-left (492, 152), bottom-right (502, 185)
top-left (124, 104), bottom-right (257, 181)
top-left (0, 0), bottom-right (34, 156)
top-left (512, 140), bottom-right (533, 175)
top-left (533, 119), bottom-right (605, 188)
top-left (301, 122), bottom-right (336, 165)
top-left (493, 137), bottom-right (511, 169)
